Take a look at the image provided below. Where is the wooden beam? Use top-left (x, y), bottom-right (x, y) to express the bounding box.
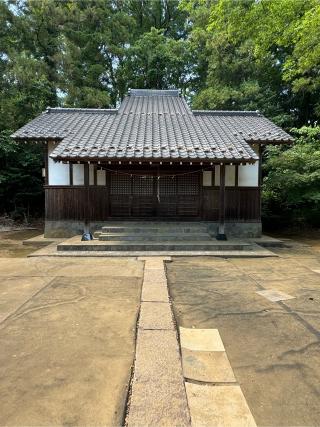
top-left (217, 163), bottom-right (227, 240)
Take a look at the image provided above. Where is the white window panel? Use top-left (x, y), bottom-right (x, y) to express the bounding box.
top-left (72, 163), bottom-right (84, 185)
top-left (202, 171), bottom-right (212, 186)
top-left (97, 169), bottom-right (106, 186)
top-left (48, 142), bottom-right (70, 185)
top-left (238, 163), bottom-right (259, 187)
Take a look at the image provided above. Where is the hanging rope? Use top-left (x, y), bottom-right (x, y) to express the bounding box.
top-left (101, 166), bottom-right (214, 178)
top-left (157, 175), bottom-right (160, 202)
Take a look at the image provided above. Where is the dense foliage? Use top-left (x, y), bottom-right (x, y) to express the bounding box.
top-left (263, 126), bottom-right (320, 229)
top-left (0, 0), bottom-right (319, 227)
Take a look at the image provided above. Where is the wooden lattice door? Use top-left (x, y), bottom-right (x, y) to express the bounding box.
top-left (109, 171), bottom-right (200, 218)
top-left (131, 175), bottom-right (155, 217)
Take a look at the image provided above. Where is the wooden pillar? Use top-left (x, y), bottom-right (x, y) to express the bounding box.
top-left (69, 163), bottom-right (73, 186)
top-left (84, 163), bottom-right (89, 187)
top-left (81, 163), bottom-right (93, 239)
top-left (44, 143), bottom-right (49, 186)
top-left (258, 145), bottom-right (263, 220)
top-left (217, 163), bottom-right (227, 240)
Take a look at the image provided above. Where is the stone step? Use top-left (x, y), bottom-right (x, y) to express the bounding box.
top-left (100, 226), bottom-right (208, 234)
top-left (100, 221), bottom-right (207, 226)
top-left (98, 233), bottom-right (212, 241)
top-left (57, 240), bottom-right (252, 252)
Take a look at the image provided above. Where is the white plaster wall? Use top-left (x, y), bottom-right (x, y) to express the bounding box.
top-left (238, 163), bottom-right (259, 187)
top-left (214, 165), bottom-right (235, 186)
top-left (226, 165), bottom-right (235, 186)
top-left (89, 164), bottom-right (95, 185)
top-left (73, 164), bottom-right (84, 185)
top-left (202, 171), bottom-right (212, 186)
top-left (97, 169), bottom-right (106, 186)
top-left (48, 142), bottom-right (70, 185)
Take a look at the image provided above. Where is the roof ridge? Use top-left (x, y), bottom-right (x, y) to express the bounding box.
top-left (193, 110), bottom-right (261, 116)
top-left (129, 89), bottom-right (180, 97)
top-left (45, 107), bottom-right (118, 114)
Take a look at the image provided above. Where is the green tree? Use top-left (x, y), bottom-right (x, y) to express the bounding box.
top-left (181, 0), bottom-right (320, 126)
top-left (0, 130), bottom-right (43, 219)
top-left (262, 126), bottom-right (320, 228)
top-left (124, 27), bottom-right (193, 91)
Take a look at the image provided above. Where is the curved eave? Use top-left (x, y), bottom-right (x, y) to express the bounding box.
top-left (10, 136), bottom-right (63, 142)
top-left (246, 138), bottom-right (294, 145)
top-left (49, 155), bottom-right (258, 164)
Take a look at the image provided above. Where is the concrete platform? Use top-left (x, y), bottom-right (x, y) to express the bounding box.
top-left (28, 240), bottom-right (277, 258)
top-left (57, 236), bottom-right (253, 252)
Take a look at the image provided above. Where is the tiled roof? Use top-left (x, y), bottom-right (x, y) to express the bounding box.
top-left (11, 89), bottom-right (293, 162)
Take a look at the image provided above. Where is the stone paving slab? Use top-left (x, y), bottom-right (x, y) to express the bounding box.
top-left (141, 282), bottom-right (169, 302)
top-left (139, 301), bottom-right (174, 330)
top-left (256, 289), bottom-right (295, 302)
top-left (143, 268), bottom-right (167, 284)
top-left (186, 383), bottom-right (256, 427)
top-left (180, 327), bottom-right (225, 352)
top-left (181, 348), bottom-right (236, 383)
top-left (127, 329), bottom-right (190, 427)
top-left (0, 257), bottom-right (143, 278)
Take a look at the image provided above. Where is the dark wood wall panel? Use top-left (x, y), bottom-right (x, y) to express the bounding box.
top-left (45, 187), bottom-right (109, 221)
top-left (202, 188), bottom-right (219, 220)
top-left (45, 186), bottom-right (260, 222)
top-left (202, 187), bottom-right (260, 221)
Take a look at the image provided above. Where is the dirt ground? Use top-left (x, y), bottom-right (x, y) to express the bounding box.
top-left (0, 229), bottom-right (45, 257)
top-left (0, 230), bottom-right (143, 426)
top-left (270, 228), bottom-right (320, 251)
top-left (167, 239), bottom-right (320, 427)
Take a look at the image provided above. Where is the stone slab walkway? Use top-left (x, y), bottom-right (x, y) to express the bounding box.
top-left (126, 257), bottom-right (190, 427)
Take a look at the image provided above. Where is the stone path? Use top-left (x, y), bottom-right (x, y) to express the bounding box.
top-left (126, 256), bottom-right (190, 427)
top-left (126, 257), bottom-right (257, 427)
